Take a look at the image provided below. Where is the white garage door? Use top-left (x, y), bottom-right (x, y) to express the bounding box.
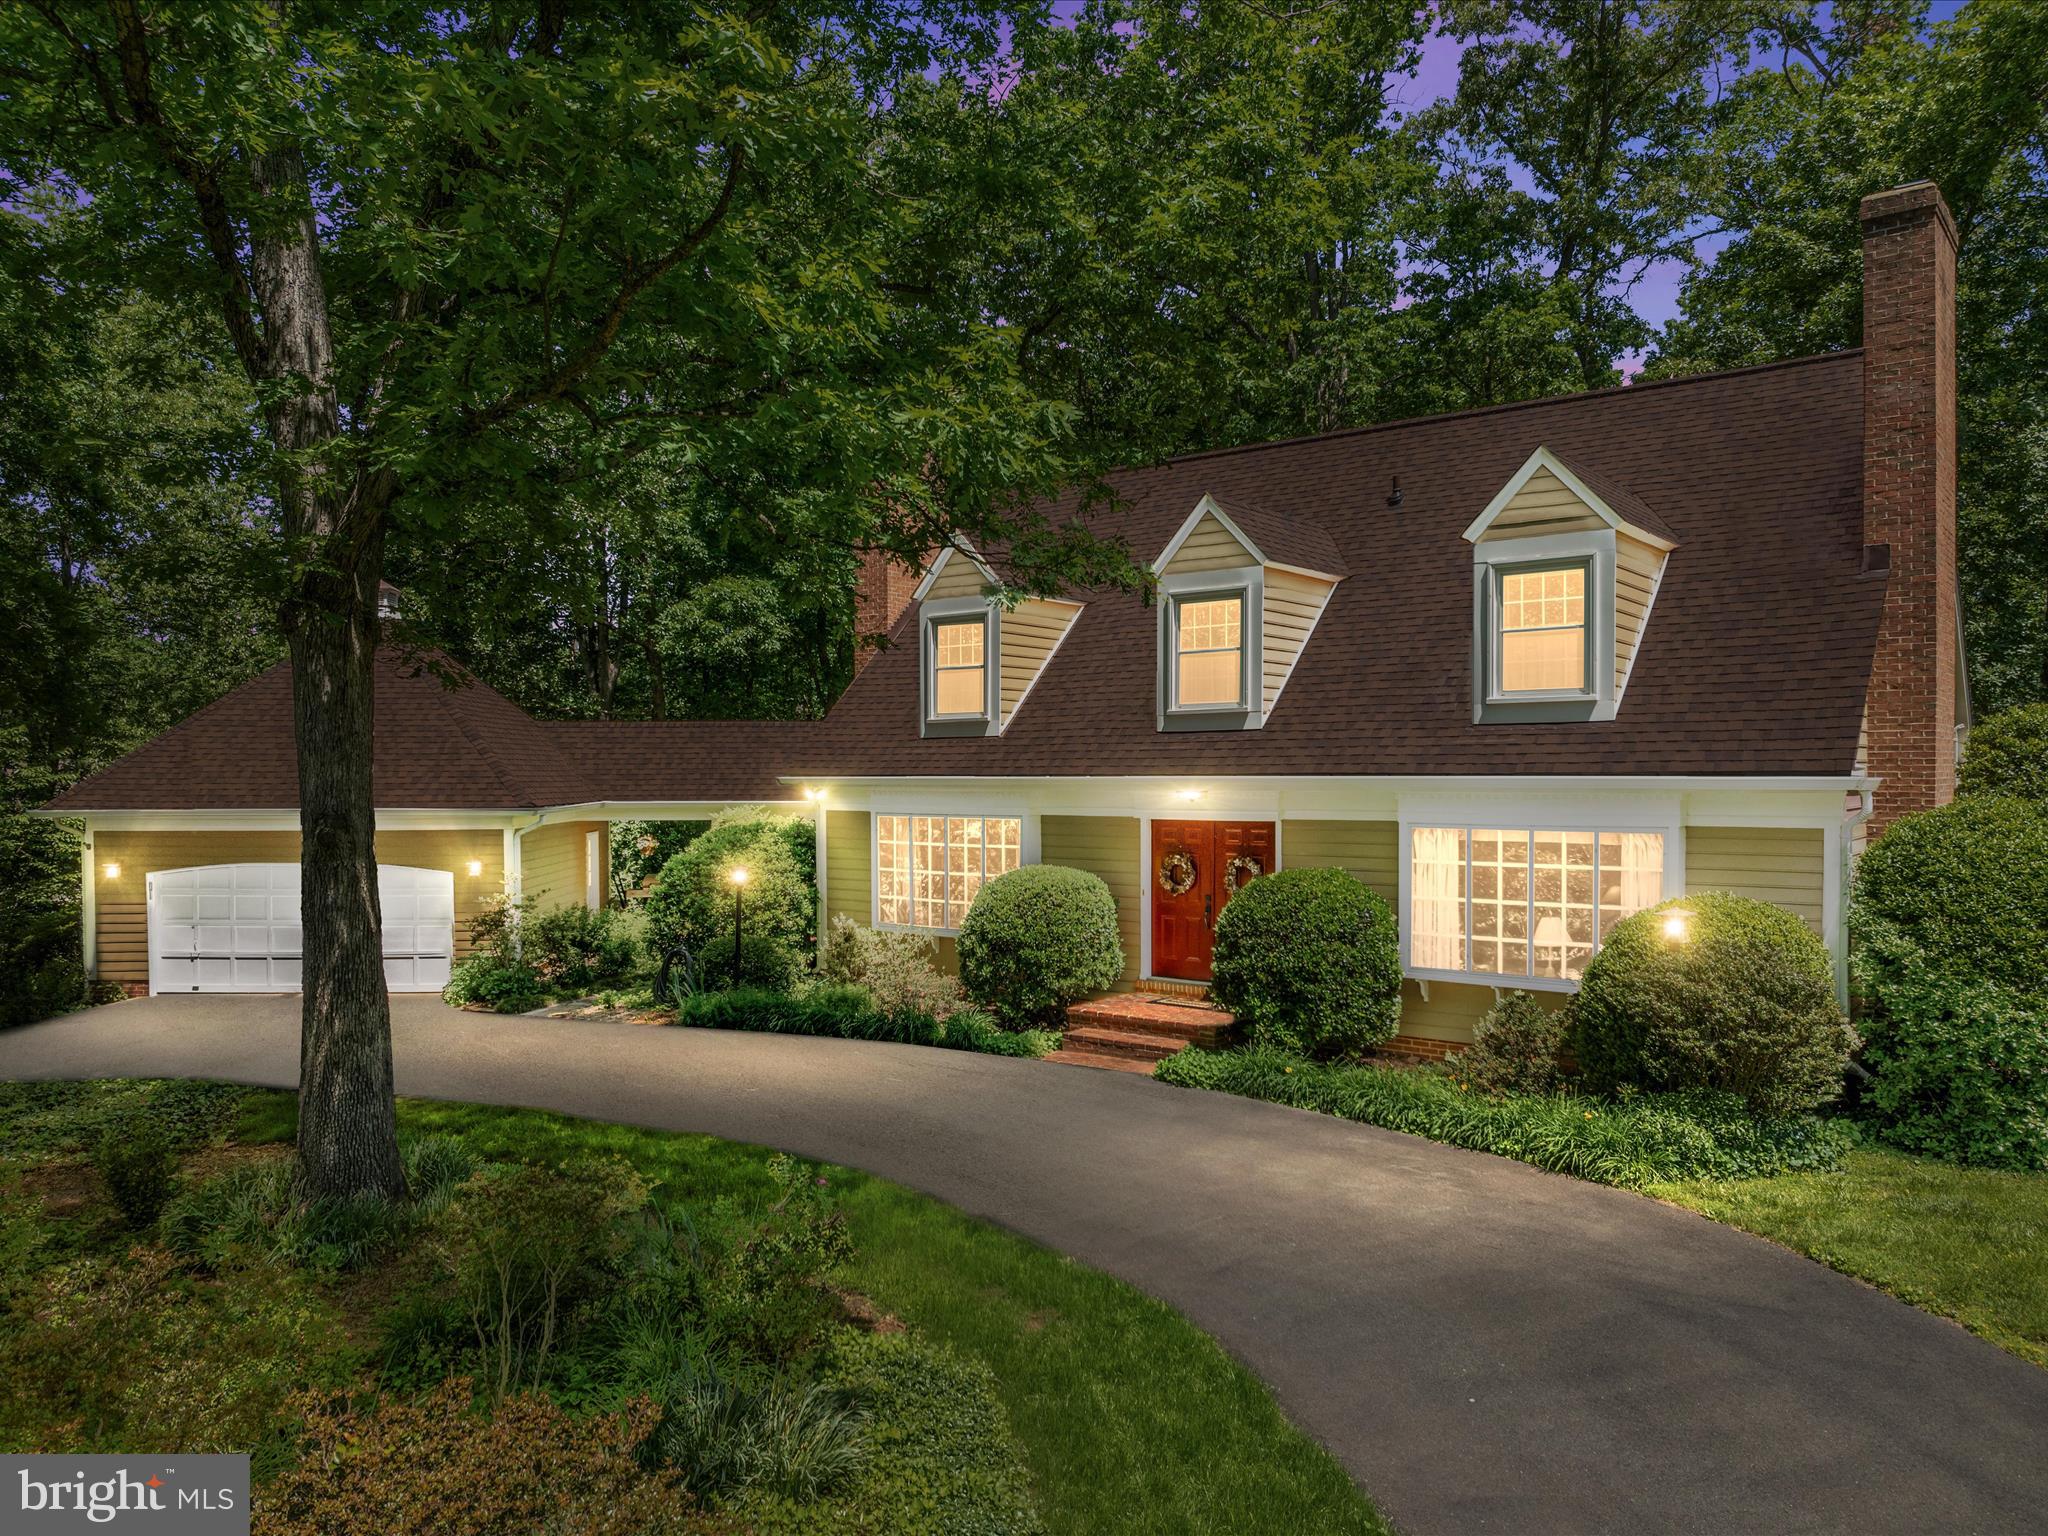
top-left (148, 864), bottom-right (454, 995)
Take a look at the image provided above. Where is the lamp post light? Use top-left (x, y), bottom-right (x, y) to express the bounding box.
top-left (1661, 908), bottom-right (1693, 944)
top-left (728, 867), bottom-right (750, 987)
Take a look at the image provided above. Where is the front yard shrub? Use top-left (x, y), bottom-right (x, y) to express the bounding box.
top-left (1852, 796), bottom-right (2048, 1170)
top-left (697, 931), bottom-right (803, 994)
top-left (674, 987), bottom-right (1058, 1058)
top-left (957, 865), bottom-right (1124, 1030)
top-left (1156, 1047), bottom-right (1855, 1187)
top-left (1447, 991), bottom-right (1567, 1096)
top-left (524, 903), bottom-right (640, 992)
top-left (442, 955), bottom-right (544, 1013)
top-left (644, 810), bottom-right (817, 970)
top-left (1, 908), bottom-right (87, 1029)
top-left (93, 1121), bottom-right (178, 1228)
top-left (1572, 892), bottom-right (1854, 1116)
top-left (1210, 868), bottom-right (1400, 1058)
top-left (1956, 704), bottom-right (2048, 804)
top-left (821, 915), bottom-right (962, 1020)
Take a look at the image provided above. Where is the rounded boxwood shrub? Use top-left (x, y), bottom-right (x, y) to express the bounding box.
top-left (1209, 868), bottom-right (1400, 1058)
top-left (1850, 795), bottom-right (2048, 1169)
top-left (1956, 704), bottom-right (2048, 804)
top-left (1572, 892), bottom-right (1855, 1116)
top-left (957, 866), bottom-right (1124, 1030)
top-left (695, 931), bottom-right (801, 994)
top-left (643, 811), bottom-right (815, 966)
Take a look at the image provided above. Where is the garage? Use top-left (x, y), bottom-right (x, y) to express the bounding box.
top-left (147, 863), bottom-right (455, 995)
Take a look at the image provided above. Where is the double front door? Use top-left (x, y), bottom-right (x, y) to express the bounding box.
top-left (1151, 820), bottom-right (1276, 981)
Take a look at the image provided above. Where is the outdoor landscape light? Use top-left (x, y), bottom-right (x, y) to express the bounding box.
top-left (466, 859), bottom-right (484, 877)
top-left (1662, 909), bottom-right (1693, 943)
top-left (729, 867), bottom-right (750, 885)
top-left (102, 861), bottom-right (120, 879)
top-left (728, 868), bottom-right (750, 987)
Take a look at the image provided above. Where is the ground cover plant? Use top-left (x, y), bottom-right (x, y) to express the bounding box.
top-left (675, 986), bottom-right (1058, 1059)
top-left (0, 1080), bottom-right (1384, 1535)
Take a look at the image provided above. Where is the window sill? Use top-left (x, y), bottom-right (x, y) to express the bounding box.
top-left (1404, 967), bottom-right (1581, 994)
top-left (874, 921), bottom-right (962, 939)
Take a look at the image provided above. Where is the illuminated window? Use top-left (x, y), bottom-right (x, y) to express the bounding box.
top-left (1409, 826), bottom-right (1663, 981)
top-left (875, 814), bottom-right (1023, 931)
top-left (930, 617), bottom-right (987, 717)
top-left (1174, 595), bottom-right (1243, 708)
top-left (1498, 565), bottom-right (1587, 693)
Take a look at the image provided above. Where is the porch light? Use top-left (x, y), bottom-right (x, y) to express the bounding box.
top-left (1175, 788), bottom-right (1205, 802)
top-left (102, 861), bottom-right (121, 879)
top-left (466, 859), bottom-right (484, 877)
top-left (803, 785), bottom-right (827, 802)
top-left (1661, 908), bottom-right (1693, 943)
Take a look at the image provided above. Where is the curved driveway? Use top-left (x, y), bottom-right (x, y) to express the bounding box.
top-left (5, 995), bottom-right (2046, 1535)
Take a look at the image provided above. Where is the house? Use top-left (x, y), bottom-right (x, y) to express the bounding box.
top-left (41, 184), bottom-right (1966, 1056)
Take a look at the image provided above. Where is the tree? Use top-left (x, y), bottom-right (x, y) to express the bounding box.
top-left (1, 3), bottom-right (1132, 1198)
top-left (1648, 0), bottom-right (2048, 710)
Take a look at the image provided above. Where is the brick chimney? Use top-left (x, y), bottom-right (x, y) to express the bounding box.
top-left (1860, 181), bottom-right (1960, 834)
top-left (852, 548), bottom-right (929, 676)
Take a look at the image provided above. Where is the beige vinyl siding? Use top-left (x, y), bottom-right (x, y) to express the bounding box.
top-left (1280, 819), bottom-right (1397, 903)
top-left (91, 828), bottom-right (507, 990)
top-left (1040, 814), bottom-right (1140, 990)
top-left (1478, 466), bottom-right (1607, 539)
top-left (998, 599), bottom-right (1081, 727)
top-left (1613, 532), bottom-right (1666, 694)
top-left (1261, 571), bottom-right (1336, 716)
top-left (923, 548), bottom-right (988, 600)
top-left (1160, 510), bottom-right (1255, 575)
top-left (522, 821), bottom-right (606, 913)
top-left (1684, 826), bottom-right (1826, 934)
top-left (825, 809), bottom-right (871, 931)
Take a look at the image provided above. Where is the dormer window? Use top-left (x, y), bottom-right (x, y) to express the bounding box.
top-left (1495, 562), bottom-right (1591, 696)
top-left (1173, 594), bottom-right (1245, 709)
top-left (930, 617), bottom-right (988, 717)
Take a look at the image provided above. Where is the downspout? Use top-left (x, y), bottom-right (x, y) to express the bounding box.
top-left (79, 819), bottom-right (97, 982)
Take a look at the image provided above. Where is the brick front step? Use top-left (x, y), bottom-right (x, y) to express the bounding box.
top-left (1064, 996), bottom-right (1237, 1047)
top-left (1043, 1048), bottom-right (1155, 1075)
top-left (1059, 1024), bottom-right (1189, 1063)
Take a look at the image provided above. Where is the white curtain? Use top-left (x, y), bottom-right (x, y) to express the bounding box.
top-left (1615, 833), bottom-right (1664, 915)
top-left (1410, 827), bottom-right (1466, 970)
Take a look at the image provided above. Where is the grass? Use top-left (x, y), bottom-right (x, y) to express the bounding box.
top-left (1651, 1146), bottom-right (2048, 1368)
top-left (237, 1091), bottom-right (1386, 1535)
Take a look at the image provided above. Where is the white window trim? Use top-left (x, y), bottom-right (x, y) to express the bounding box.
top-left (1471, 530), bottom-right (1617, 723)
top-left (1487, 557), bottom-right (1595, 703)
top-left (920, 598), bottom-right (1000, 737)
top-left (870, 811), bottom-right (1026, 936)
top-left (1158, 565), bottom-right (1265, 729)
top-left (1397, 811), bottom-right (1682, 992)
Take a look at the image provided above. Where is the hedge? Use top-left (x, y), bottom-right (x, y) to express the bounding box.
top-left (674, 986), bottom-right (1058, 1059)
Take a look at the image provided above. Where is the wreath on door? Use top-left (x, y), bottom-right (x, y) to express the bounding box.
top-left (1157, 848), bottom-right (1197, 896)
top-left (1223, 853), bottom-right (1264, 896)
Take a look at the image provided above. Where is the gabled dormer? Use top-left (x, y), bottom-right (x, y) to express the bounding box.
top-left (913, 538), bottom-right (1082, 738)
top-left (1464, 447), bottom-right (1675, 724)
top-left (1152, 493), bottom-right (1345, 732)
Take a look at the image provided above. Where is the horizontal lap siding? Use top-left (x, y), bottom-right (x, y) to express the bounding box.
top-left (1280, 819), bottom-right (1397, 902)
top-left (924, 551), bottom-right (987, 600)
top-left (1614, 534), bottom-right (1664, 694)
top-left (1161, 512), bottom-right (1253, 575)
top-left (91, 828), bottom-right (504, 989)
top-left (522, 821), bottom-right (605, 913)
top-left (1040, 814), bottom-right (1140, 989)
top-left (999, 601), bottom-right (1080, 726)
top-left (1262, 571), bottom-right (1334, 716)
top-left (1684, 826), bottom-right (1826, 934)
top-left (1483, 467), bottom-right (1606, 538)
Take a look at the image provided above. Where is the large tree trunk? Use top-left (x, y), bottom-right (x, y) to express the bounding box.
top-left (249, 144), bottom-right (408, 1201)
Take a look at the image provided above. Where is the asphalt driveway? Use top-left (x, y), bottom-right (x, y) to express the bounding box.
top-left (4, 994), bottom-right (2045, 1535)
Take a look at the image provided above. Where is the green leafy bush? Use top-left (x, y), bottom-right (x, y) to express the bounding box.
top-left (697, 931), bottom-right (803, 994)
top-left (442, 955), bottom-right (544, 1013)
top-left (1852, 796), bottom-right (2048, 1170)
top-left (1448, 991), bottom-right (1567, 1096)
top-left (1156, 1047), bottom-right (1855, 1187)
top-left (1956, 704), bottom-right (2048, 804)
top-left (1571, 892), bottom-right (1854, 1115)
top-left (957, 865), bottom-right (1123, 1030)
top-left (644, 811), bottom-right (817, 968)
top-left (1209, 868), bottom-right (1400, 1058)
top-left (610, 817), bottom-right (711, 903)
top-left (675, 986), bottom-right (1058, 1058)
top-left (524, 904), bottom-right (641, 993)
top-left (650, 1372), bottom-right (870, 1502)
top-left (94, 1122), bottom-right (177, 1228)
top-left (821, 915), bottom-right (962, 1019)
top-left (1, 908), bottom-right (87, 1029)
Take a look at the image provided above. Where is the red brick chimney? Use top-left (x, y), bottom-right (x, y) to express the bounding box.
top-left (1860, 181), bottom-right (1960, 834)
top-left (852, 548), bottom-right (929, 676)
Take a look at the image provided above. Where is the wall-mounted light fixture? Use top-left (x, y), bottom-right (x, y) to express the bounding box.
top-left (466, 859), bottom-right (484, 878)
top-left (803, 785), bottom-right (827, 803)
top-left (102, 861), bottom-right (121, 880)
top-left (1174, 788), bottom-right (1205, 802)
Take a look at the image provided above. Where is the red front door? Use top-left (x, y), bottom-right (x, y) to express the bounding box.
top-left (1150, 820), bottom-right (1276, 981)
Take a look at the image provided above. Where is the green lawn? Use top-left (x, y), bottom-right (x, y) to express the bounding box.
top-left (1651, 1147), bottom-right (2048, 1368)
top-left (243, 1094), bottom-right (1385, 1536)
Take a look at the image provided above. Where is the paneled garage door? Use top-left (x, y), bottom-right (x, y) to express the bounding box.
top-left (148, 864), bottom-right (454, 995)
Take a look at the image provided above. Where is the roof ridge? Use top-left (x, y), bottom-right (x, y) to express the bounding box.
top-left (1149, 350), bottom-right (1865, 470)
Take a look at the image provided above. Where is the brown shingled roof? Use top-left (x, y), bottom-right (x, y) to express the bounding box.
top-left (544, 721), bottom-right (811, 803)
top-left (1199, 493), bottom-right (1349, 577)
top-left (798, 352), bottom-right (1882, 780)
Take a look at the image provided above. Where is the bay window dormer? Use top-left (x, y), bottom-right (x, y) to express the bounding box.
top-left (1154, 493), bottom-right (1344, 732)
top-left (1466, 448), bottom-right (1676, 724)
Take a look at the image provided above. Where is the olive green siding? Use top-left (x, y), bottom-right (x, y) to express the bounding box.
top-left (1684, 826), bottom-right (1826, 934)
top-left (824, 808), bottom-right (959, 972)
top-left (1041, 814), bottom-right (1141, 989)
top-left (522, 821), bottom-right (607, 912)
top-left (1280, 818), bottom-right (1397, 902)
